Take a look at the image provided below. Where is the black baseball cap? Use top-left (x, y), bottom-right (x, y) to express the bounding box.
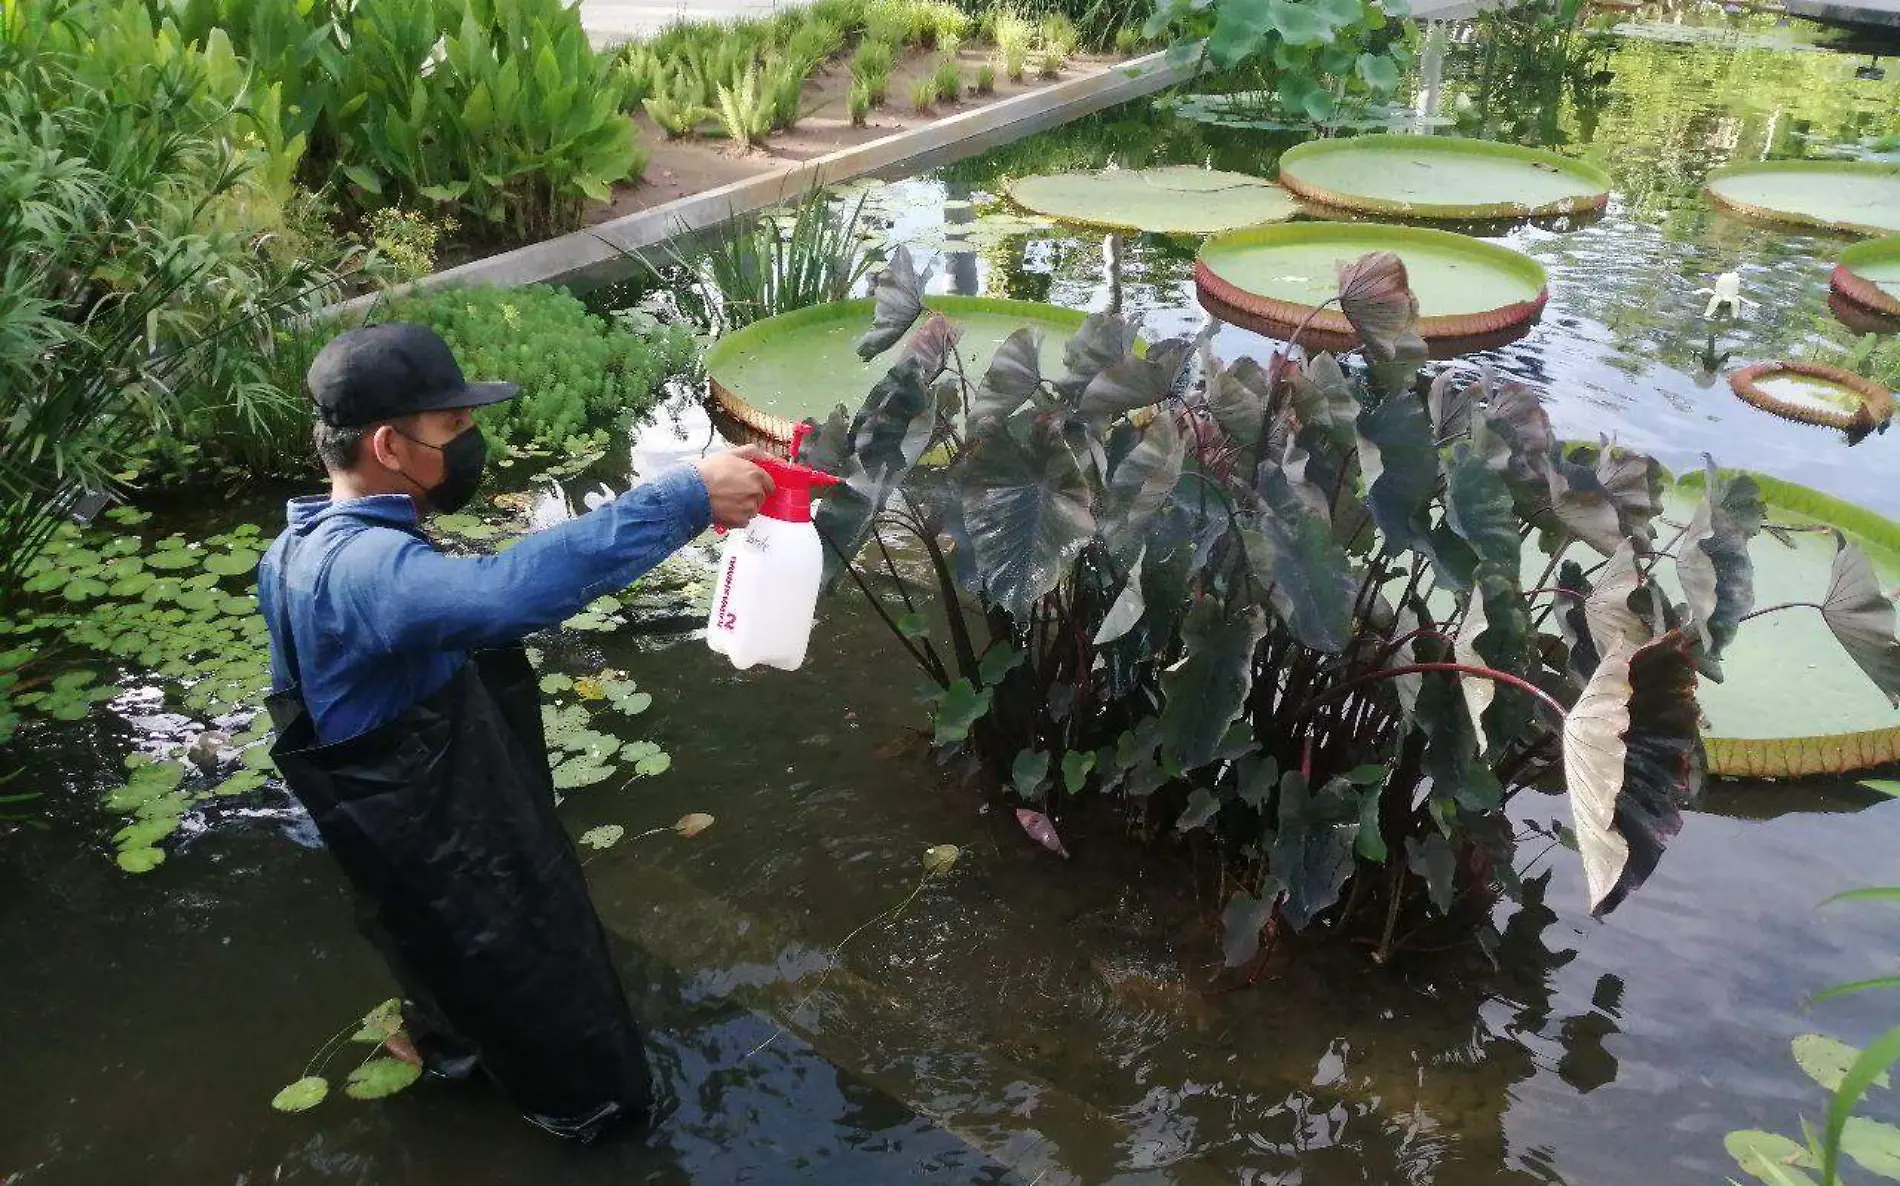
top-left (306, 322), bottom-right (520, 428)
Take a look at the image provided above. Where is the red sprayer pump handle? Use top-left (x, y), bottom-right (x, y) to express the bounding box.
top-left (713, 423), bottom-right (841, 531)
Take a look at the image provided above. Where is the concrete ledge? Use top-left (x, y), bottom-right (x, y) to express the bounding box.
top-left (331, 48), bottom-right (1193, 313)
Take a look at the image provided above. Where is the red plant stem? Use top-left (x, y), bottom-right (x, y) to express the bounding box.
top-left (1305, 662), bottom-right (1569, 722)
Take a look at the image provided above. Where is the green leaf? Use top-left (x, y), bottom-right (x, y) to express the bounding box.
top-left (1207, 0), bottom-right (1272, 67)
top-left (551, 757), bottom-right (615, 790)
top-left (342, 164), bottom-right (383, 194)
top-left (539, 673), bottom-right (573, 694)
top-left (1012, 748), bottom-right (1051, 798)
top-left (1726, 1130), bottom-right (1817, 1183)
top-left (1176, 787), bottom-right (1222, 833)
top-left (1842, 1117), bottom-right (1900, 1180)
top-left (1270, 772), bottom-right (1359, 930)
top-left (1355, 785), bottom-right (1387, 861)
top-left (1795, 1034), bottom-right (1891, 1093)
top-left (632, 752), bottom-right (672, 777)
top-left (1062, 750), bottom-right (1096, 794)
top-left (352, 998), bottom-right (404, 1043)
top-left (1159, 601), bottom-right (1267, 770)
top-left (978, 644), bottom-right (1026, 688)
top-left (344, 1057), bottom-right (422, 1100)
top-left (1406, 833), bottom-right (1456, 914)
top-left (1355, 391), bottom-right (1439, 563)
top-left (580, 824), bottom-right (625, 850)
top-left (206, 548), bottom-right (260, 577)
top-left (1356, 51), bottom-right (1401, 92)
top-left (211, 769), bottom-right (267, 797)
top-left (116, 847), bottom-right (166, 873)
top-left (933, 679), bottom-right (994, 745)
top-left (1268, 0), bottom-right (1339, 45)
top-left (1219, 884), bottom-right (1283, 967)
top-left (1861, 780), bottom-right (1900, 798)
top-left (895, 613), bottom-right (929, 639)
top-left (1445, 447), bottom-right (1520, 571)
top-left (1241, 465), bottom-right (1356, 652)
top-left (272, 1076), bottom-right (330, 1112)
top-left (1825, 1027), bottom-right (1900, 1185)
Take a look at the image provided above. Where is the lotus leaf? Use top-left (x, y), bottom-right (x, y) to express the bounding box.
top-left (1005, 166), bottom-right (1301, 235)
top-left (271, 1076), bottom-right (329, 1112)
top-left (343, 1057), bottom-right (422, 1100)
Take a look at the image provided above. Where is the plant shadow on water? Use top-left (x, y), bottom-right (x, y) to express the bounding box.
top-left (7, 10), bottom-right (1900, 1186)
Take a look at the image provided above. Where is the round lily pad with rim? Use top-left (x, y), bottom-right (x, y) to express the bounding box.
top-left (1705, 161), bottom-right (1900, 237)
top-left (1004, 165), bottom-right (1303, 235)
top-left (1728, 360), bottom-right (1895, 438)
top-left (1277, 134), bottom-right (1612, 220)
top-left (1832, 235), bottom-right (1900, 320)
top-left (705, 296), bottom-right (1087, 446)
top-left (1195, 222), bottom-right (1549, 356)
top-left (1671, 472), bottom-right (1900, 779)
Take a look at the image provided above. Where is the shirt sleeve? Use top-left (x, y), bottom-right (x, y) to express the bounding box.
top-left (325, 465), bottom-right (712, 655)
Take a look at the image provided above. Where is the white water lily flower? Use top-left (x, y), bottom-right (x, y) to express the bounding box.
top-left (1695, 271), bottom-right (1757, 319)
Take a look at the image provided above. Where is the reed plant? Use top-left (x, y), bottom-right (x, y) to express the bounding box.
top-left (973, 62), bottom-right (996, 94)
top-left (848, 80), bottom-right (872, 125)
top-left (910, 74), bottom-right (936, 113)
top-left (653, 186), bottom-right (879, 333)
top-left (933, 55), bottom-right (963, 103)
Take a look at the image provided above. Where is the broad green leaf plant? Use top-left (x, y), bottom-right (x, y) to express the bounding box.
top-left (804, 245), bottom-right (1900, 965)
top-left (1144, 0), bottom-right (1418, 125)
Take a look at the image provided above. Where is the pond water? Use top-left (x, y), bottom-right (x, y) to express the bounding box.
top-left (6, 8), bottom-right (1900, 1185)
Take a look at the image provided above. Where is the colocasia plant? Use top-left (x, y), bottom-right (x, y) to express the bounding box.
top-left (803, 246), bottom-right (1900, 966)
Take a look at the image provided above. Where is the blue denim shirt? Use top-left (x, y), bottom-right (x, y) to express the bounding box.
top-left (257, 466), bottom-right (711, 745)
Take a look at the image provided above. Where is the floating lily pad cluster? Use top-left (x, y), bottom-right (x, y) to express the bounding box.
top-left (1726, 1032), bottom-right (1900, 1183)
top-left (539, 668), bottom-right (670, 793)
top-left (271, 997), bottom-right (422, 1114)
top-left (103, 727), bottom-right (274, 872)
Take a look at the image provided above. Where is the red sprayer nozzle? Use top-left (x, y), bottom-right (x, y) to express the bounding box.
top-left (754, 455), bottom-right (841, 522)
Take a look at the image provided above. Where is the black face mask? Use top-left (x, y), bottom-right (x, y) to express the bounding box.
top-left (395, 425), bottom-right (487, 515)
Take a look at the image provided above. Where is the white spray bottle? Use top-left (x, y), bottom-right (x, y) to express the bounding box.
top-left (705, 424), bottom-right (843, 671)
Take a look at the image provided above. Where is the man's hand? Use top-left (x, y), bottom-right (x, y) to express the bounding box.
top-left (692, 445), bottom-right (775, 529)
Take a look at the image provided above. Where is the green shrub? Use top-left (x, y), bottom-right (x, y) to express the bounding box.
top-left (1038, 45), bottom-right (1065, 77)
top-left (848, 80), bottom-right (873, 125)
top-left (910, 74), bottom-right (936, 112)
top-left (1039, 12), bottom-right (1080, 56)
top-left (714, 61), bottom-right (775, 148)
top-left (933, 54), bottom-right (963, 102)
top-left (765, 51), bottom-right (814, 131)
top-left (784, 17), bottom-right (846, 69)
top-left (974, 61), bottom-right (996, 93)
top-left (645, 66), bottom-right (714, 136)
top-left (379, 286), bottom-right (698, 450)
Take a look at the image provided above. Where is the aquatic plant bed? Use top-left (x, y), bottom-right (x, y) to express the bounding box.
top-left (1195, 222), bottom-right (1548, 354)
top-left (1728, 359), bottom-right (1896, 437)
top-left (1275, 134), bottom-right (1611, 220)
top-left (1704, 160), bottom-right (1900, 236)
top-left (1003, 165), bottom-right (1301, 234)
top-left (705, 296), bottom-right (1085, 442)
top-left (1832, 235), bottom-right (1900, 319)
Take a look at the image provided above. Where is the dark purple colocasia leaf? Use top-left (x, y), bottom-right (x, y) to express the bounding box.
top-left (1677, 458), bottom-right (1763, 672)
top-left (1336, 251), bottom-right (1428, 365)
top-left (855, 245), bottom-right (931, 359)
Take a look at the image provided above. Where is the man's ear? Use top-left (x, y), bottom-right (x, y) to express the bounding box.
top-left (365, 423), bottom-right (404, 472)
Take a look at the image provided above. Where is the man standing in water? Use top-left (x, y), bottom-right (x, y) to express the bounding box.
top-left (257, 323), bottom-right (773, 1140)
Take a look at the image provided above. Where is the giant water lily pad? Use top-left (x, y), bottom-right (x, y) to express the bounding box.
top-left (705, 296), bottom-right (1085, 444)
top-left (1278, 135), bottom-right (1611, 220)
top-left (1834, 236), bottom-right (1900, 320)
top-left (1669, 474), bottom-right (1900, 778)
top-left (1196, 222), bottom-right (1548, 355)
top-left (1706, 161), bottom-right (1900, 237)
top-left (1164, 92), bottom-right (1455, 132)
top-left (1005, 166), bottom-right (1302, 235)
top-left (1729, 360), bottom-right (1895, 438)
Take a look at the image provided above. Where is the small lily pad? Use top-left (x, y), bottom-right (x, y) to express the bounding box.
top-left (271, 1076), bottom-right (330, 1112)
top-left (343, 1057), bottom-right (422, 1100)
top-left (351, 998), bottom-right (404, 1043)
top-left (1726, 1130), bottom-right (1818, 1182)
top-left (580, 824), bottom-right (625, 850)
top-left (1793, 1033), bottom-right (1890, 1093)
top-left (539, 673), bottom-right (573, 694)
top-left (1843, 1117), bottom-right (1900, 1180)
top-left (922, 843), bottom-right (961, 875)
top-left (633, 752), bottom-right (672, 777)
top-left (116, 847), bottom-right (166, 873)
top-left (674, 812), bottom-right (714, 837)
